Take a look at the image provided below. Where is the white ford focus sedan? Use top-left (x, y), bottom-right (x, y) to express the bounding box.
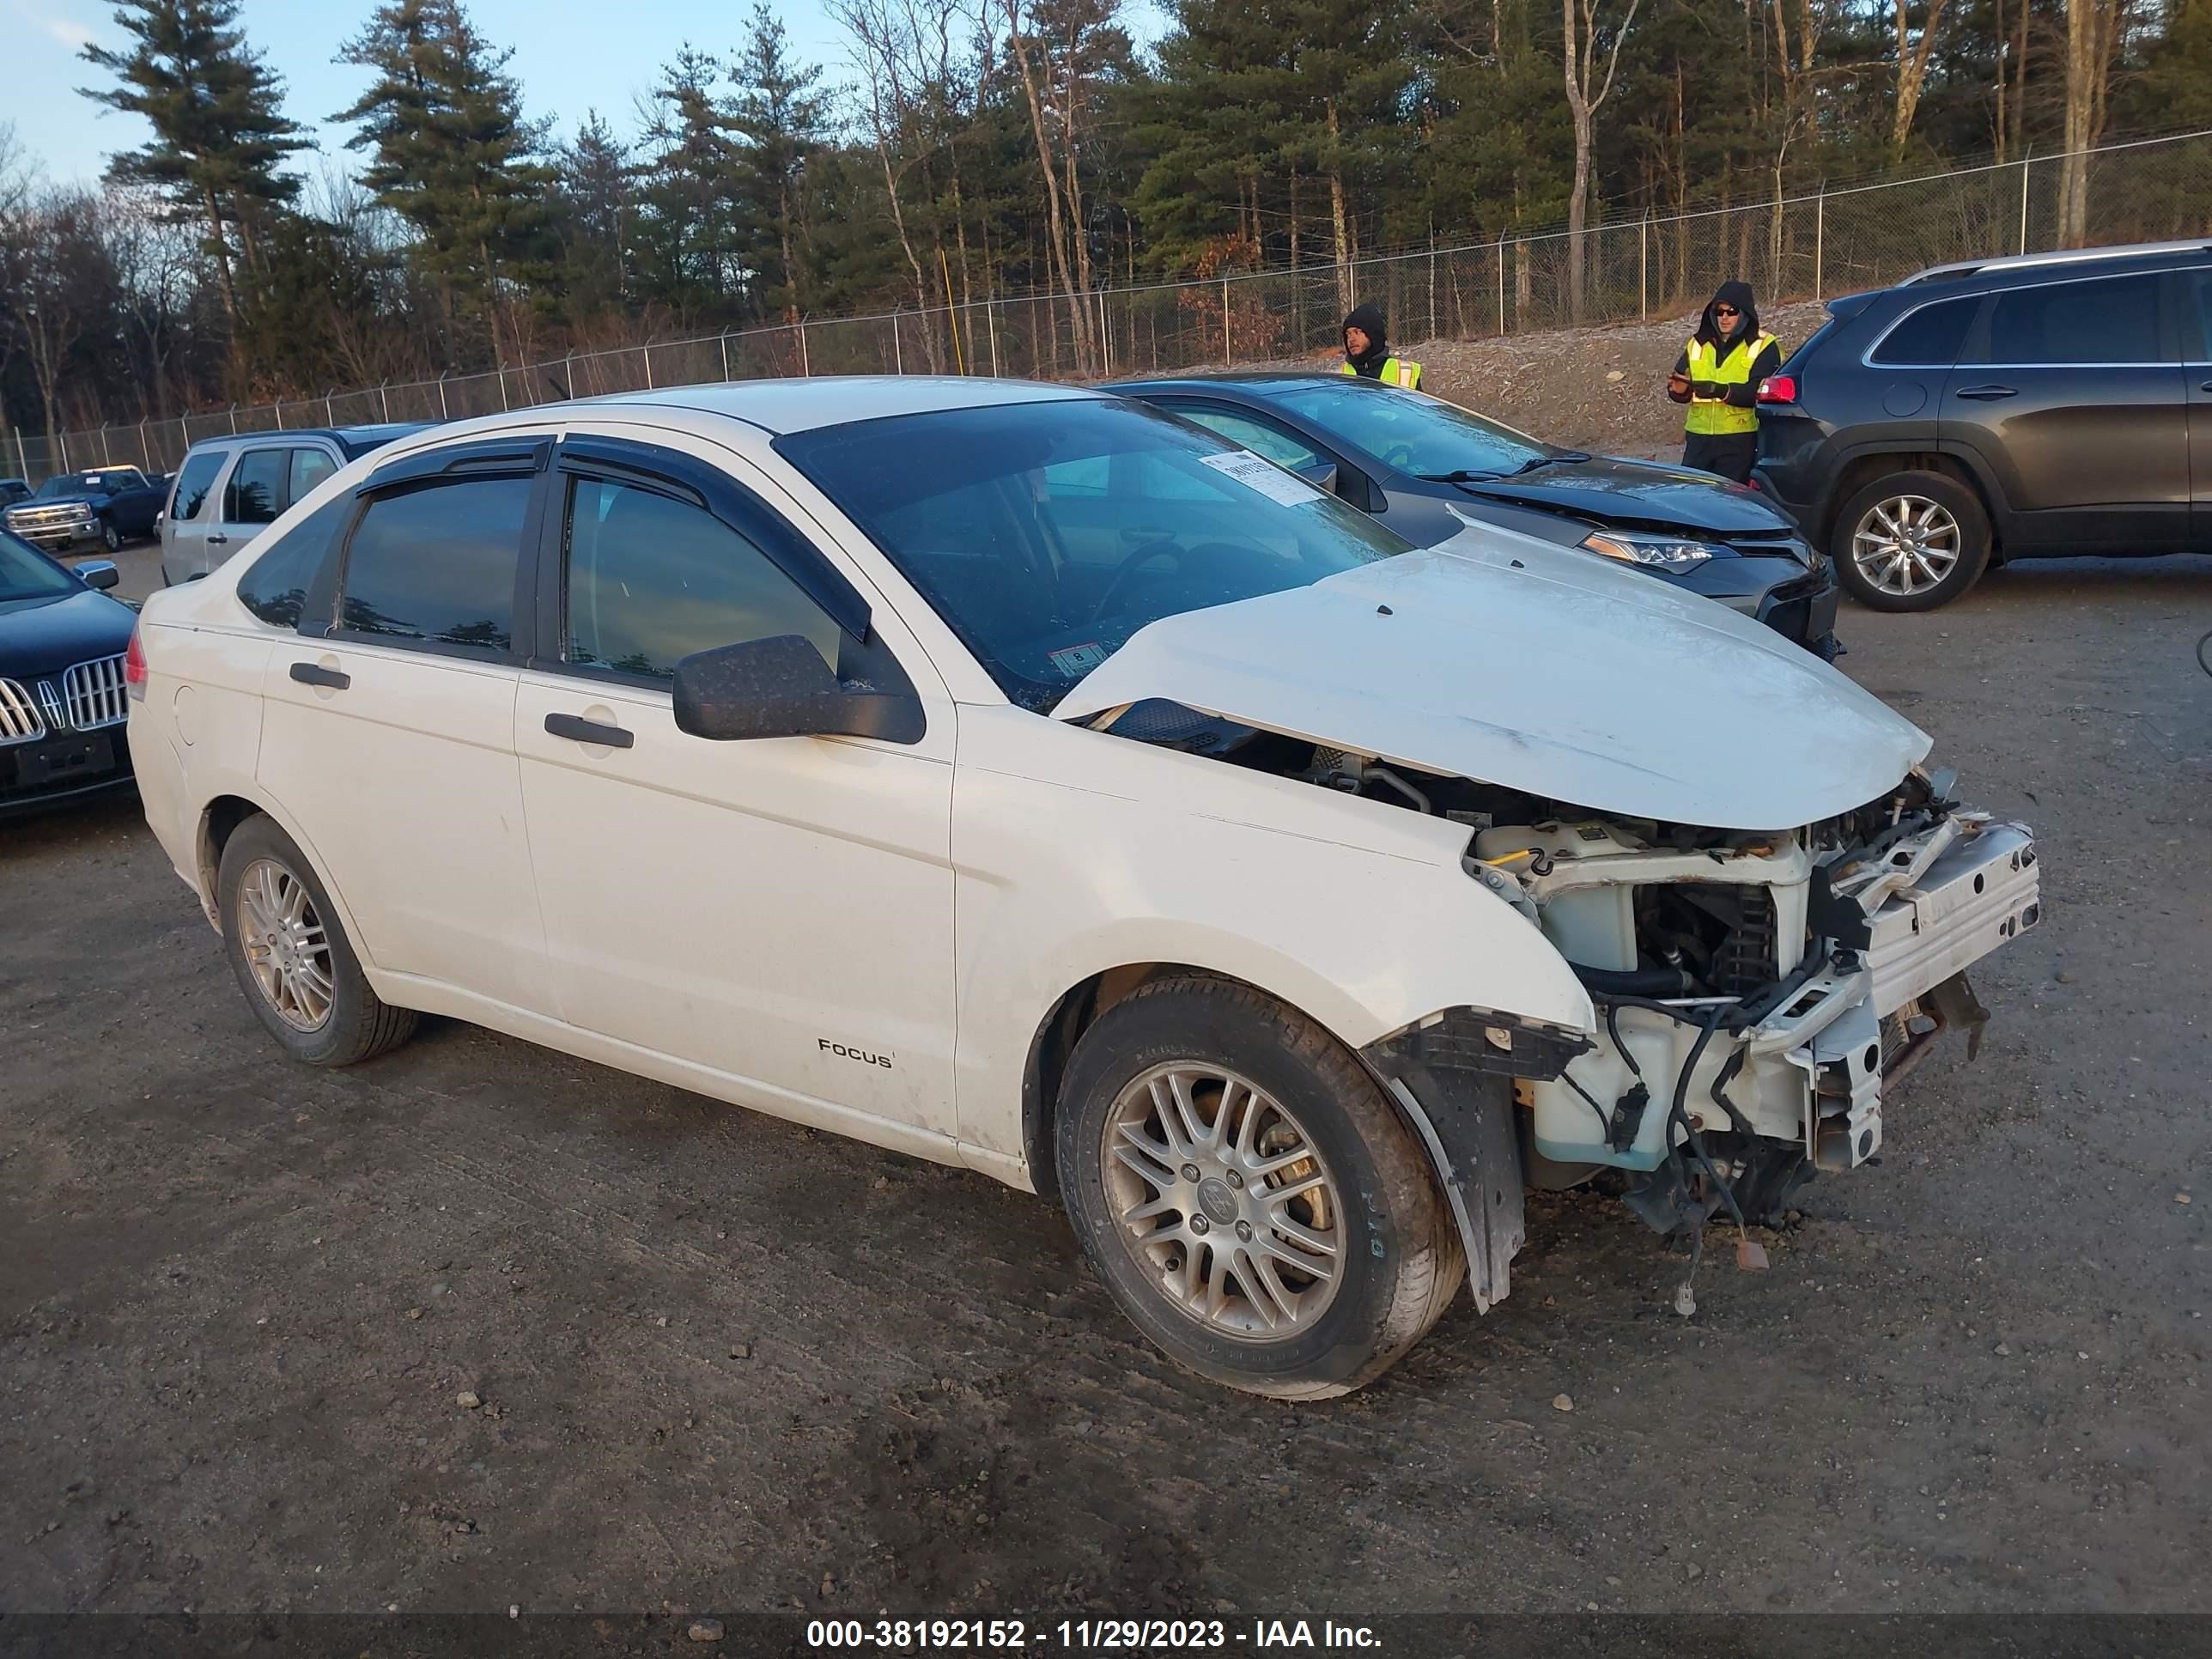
top-left (126, 379), bottom-right (2039, 1396)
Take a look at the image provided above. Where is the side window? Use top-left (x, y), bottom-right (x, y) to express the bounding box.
top-left (1972, 273), bottom-right (2166, 366)
top-left (1870, 297), bottom-right (1978, 367)
top-left (237, 495), bottom-right (355, 629)
top-left (2190, 272), bottom-right (2212, 360)
top-left (563, 477), bottom-right (842, 679)
top-left (338, 476), bottom-right (529, 653)
top-left (170, 451), bottom-right (225, 521)
top-left (289, 447), bottom-right (337, 503)
top-left (1176, 408), bottom-right (1325, 472)
top-left (223, 448), bottom-right (289, 525)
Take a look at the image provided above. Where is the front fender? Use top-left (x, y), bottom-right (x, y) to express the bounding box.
top-left (949, 707), bottom-right (1594, 1160)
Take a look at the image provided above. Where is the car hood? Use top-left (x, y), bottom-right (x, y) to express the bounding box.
top-left (0, 585), bottom-right (137, 679)
top-left (8, 495), bottom-right (99, 514)
top-left (1449, 455), bottom-right (1792, 536)
top-left (1053, 526), bottom-right (1929, 830)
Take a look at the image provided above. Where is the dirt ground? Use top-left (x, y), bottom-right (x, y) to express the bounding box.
top-left (3, 551), bottom-right (2209, 1630)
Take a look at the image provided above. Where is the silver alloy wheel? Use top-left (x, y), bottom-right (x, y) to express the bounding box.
top-left (1850, 494), bottom-right (1962, 598)
top-left (237, 857), bottom-right (334, 1032)
top-left (1101, 1062), bottom-right (1344, 1339)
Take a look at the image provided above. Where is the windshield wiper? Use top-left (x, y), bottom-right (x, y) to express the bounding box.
top-left (1503, 451), bottom-right (1593, 475)
top-left (1413, 469), bottom-right (1504, 483)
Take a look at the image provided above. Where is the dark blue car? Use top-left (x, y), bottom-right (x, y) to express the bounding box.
top-left (0, 529), bottom-right (137, 817)
top-left (1113, 373), bottom-right (1841, 656)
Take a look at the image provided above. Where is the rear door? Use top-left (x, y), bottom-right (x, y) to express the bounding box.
top-left (2185, 270), bottom-right (2212, 546)
top-left (1944, 270), bottom-right (2189, 552)
top-left (256, 436), bottom-right (553, 1012)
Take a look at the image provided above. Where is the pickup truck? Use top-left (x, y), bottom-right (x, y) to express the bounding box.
top-left (4, 467), bottom-right (172, 555)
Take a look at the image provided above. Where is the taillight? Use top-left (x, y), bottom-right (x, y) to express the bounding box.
top-left (1757, 374), bottom-right (1798, 404)
top-left (125, 623), bottom-right (148, 701)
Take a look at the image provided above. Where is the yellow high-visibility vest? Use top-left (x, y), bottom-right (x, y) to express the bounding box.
top-left (1683, 333), bottom-right (1776, 434)
top-left (1341, 356), bottom-right (1423, 390)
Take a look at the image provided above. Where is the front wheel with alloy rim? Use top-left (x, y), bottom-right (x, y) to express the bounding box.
top-left (216, 814), bottom-right (417, 1066)
top-left (1056, 977), bottom-right (1464, 1398)
top-left (101, 520), bottom-right (123, 553)
top-left (1830, 469), bottom-right (1990, 611)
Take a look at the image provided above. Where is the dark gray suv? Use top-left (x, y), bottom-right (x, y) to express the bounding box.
top-left (1754, 240), bottom-right (2212, 611)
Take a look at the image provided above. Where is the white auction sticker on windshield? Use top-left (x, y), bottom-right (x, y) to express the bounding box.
top-left (1197, 449), bottom-right (1327, 507)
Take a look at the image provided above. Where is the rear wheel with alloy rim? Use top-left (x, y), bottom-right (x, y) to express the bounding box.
top-left (1057, 976), bottom-right (1464, 1398)
top-left (1830, 469), bottom-right (1990, 611)
top-left (216, 815), bottom-right (417, 1066)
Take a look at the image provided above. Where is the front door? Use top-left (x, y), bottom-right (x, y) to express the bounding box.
top-left (513, 428), bottom-right (960, 1139)
top-left (256, 450), bottom-right (550, 1013)
top-left (1943, 269), bottom-right (2190, 553)
top-left (159, 447), bottom-right (227, 583)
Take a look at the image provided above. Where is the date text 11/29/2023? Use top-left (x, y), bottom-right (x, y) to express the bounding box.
top-left (806, 1619), bottom-right (1384, 1650)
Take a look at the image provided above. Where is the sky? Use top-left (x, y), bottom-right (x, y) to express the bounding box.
top-left (8, 0), bottom-right (1167, 190)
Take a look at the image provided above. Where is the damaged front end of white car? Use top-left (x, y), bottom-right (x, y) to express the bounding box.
top-left (1059, 533), bottom-right (2041, 1310)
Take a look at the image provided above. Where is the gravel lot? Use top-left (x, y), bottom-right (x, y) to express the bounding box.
top-left (3, 551), bottom-right (2209, 1626)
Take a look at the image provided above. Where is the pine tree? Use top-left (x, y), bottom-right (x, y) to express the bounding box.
top-left (554, 113), bottom-right (631, 319)
top-left (728, 5), bottom-right (830, 322)
top-left (78, 0), bottom-right (310, 337)
top-left (334, 0), bottom-right (552, 367)
top-left (629, 46), bottom-right (740, 316)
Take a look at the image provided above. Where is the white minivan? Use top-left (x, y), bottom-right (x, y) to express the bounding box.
top-left (158, 424), bottom-right (428, 586)
top-left (125, 380), bottom-right (2039, 1396)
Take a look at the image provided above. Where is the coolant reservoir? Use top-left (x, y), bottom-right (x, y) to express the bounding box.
top-left (1475, 822), bottom-right (1642, 972)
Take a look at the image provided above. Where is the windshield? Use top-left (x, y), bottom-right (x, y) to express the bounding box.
top-left (0, 531), bottom-right (76, 602)
top-left (35, 472), bottom-right (122, 498)
top-left (1268, 381), bottom-right (1553, 479)
top-left (777, 397), bottom-right (1407, 712)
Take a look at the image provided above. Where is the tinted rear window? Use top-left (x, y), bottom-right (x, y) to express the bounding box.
top-left (338, 476), bottom-right (528, 652)
top-left (224, 449), bottom-right (289, 525)
top-left (1970, 273), bottom-right (2165, 365)
top-left (1870, 296), bottom-right (1978, 366)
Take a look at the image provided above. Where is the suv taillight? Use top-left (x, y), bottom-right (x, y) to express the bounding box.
top-left (1757, 374), bottom-right (1798, 404)
top-left (125, 623), bottom-right (148, 701)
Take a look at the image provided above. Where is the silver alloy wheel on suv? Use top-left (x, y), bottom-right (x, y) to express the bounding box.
top-left (1850, 493), bottom-right (1962, 598)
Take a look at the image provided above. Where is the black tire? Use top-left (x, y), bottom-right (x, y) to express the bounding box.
top-left (1829, 469), bottom-right (1990, 612)
top-left (216, 814), bottom-right (417, 1066)
top-left (100, 519), bottom-right (122, 554)
top-left (1056, 976), bottom-right (1463, 1399)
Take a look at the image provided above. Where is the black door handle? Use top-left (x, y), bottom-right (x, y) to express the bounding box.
top-left (289, 661), bottom-right (349, 690)
top-left (206, 533), bottom-right (228, 545)
top-left (2201, 380), bottom-right (2212, 393)
top-left (544, 712), bottom-right (635, 749)
top-left (1954, 385), bottom-right (2018, 401)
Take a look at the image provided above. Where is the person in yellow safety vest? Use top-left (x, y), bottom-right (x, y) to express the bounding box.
top-left (1667, 280), bottom-right (1780, 484)
top-left (1340, 304), bottom-right (1423, 390)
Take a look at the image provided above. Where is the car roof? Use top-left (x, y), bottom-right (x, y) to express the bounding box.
top-left (582, 375), bottom-right (1100, 435)
top-left (185, 422), bottom-right (431, 457)
top-left (1897, 239), bottom-right (2212, 293)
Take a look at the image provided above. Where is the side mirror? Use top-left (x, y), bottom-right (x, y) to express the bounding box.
top-left (1296, 460), bottom-right (1340, 496)
top-left (672, 635), bottom-right (925, 745)
top-left (76, 560), bottom-right (120, 591)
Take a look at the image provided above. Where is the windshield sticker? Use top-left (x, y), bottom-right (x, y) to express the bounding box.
top-left (1197, 449), bottom-right (1328, 507)
top-left (1048, 641), bottom-right (1111, 678)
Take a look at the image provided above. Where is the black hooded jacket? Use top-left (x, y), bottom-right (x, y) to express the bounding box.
top-left (1674, 281), bottom-right (1779, 410)
top-left (1342, 304), bottom-right (1391, 377)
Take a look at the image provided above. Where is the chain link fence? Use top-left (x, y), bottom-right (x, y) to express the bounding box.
top-left (9, 128), bottom-right (2210, 486)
